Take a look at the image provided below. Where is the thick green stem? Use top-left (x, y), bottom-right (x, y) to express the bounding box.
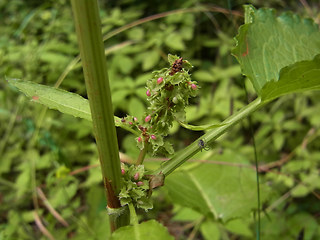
top-left (70, 0), bottom-right (129, 230)
top-left (154, 97), bottom-right (265, 176)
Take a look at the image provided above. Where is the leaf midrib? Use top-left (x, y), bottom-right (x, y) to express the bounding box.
top-left (186, 171), bottom-right (218, 219)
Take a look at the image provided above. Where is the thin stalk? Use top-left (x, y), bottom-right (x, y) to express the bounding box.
top-left (186, 217), bottom-right (204, 240)
top-left (33, 211), bottom-right (55, 240)
top-left (154, 97), bottom-right (265, 176)
top-left (128, 203), bottom-right (138, 226)
top-left (248, 114), bottom-right (261, 240)
top-left (244, 86), bottom-right (261, 240)
top-left (70, 0), bottom-right (129, 230)
top-left (136, 141), bottom-right (149, 166)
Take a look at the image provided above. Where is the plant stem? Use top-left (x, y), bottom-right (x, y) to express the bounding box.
top-left (128, 203), bottom-right (138, 226)
top-left (154, 97), bottom-right (265, 176)
top-left (70, 0), bottom-right (129, 230)
top-left (136, 141), bottom-right (149, 165)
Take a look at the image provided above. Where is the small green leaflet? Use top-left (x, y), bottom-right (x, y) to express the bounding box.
top-left (232, 5), bottom-right (320, 101)
top-left (7, 78), bottom-right (139, 135)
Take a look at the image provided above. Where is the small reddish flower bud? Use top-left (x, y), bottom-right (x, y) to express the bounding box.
top-left (134, 117), bottom-right (138, 122)
top-left (121, 169), bottom-right (125, 175)
top-left (138, 136), bottom-right (142, 142)
top-left (151, 134), bottom-right (156, 140)
top-left (157, 77), bottom-right (163, 84)
top-left (145, 115), bottom-right (151, 122)
top-left (191, 84), bottom-right (197, 90)
top-left (146, 89), bottom-right (151, 96)
top-left (137, 181), bottom-right (144, 186)
top-left (129, 122), bottom-right (133, 125)
top-left (121, 118), bottom-right (126, 123)
top-left (134, 172), bottom-right (139, 181)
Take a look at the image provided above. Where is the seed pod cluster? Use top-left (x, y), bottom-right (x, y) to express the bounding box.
top-left (143, 54), bottom-right (198, 155)
top-left (119, 164), bottom-right (152, 211)
top-left (169, 57), bottom-right (183, 75)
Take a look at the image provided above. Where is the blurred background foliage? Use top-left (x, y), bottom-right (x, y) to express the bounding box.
top-left (1, 0), bottom-right (320, 239)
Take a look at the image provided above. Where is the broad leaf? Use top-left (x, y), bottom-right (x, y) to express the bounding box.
top-left (7, 78), bottom-right (139, 135)
top-left (261, 54), bottom-right (320, 101)
top-left (8, 78), bottom-right (92, 120)
top-left (232, 5), bottom-right (320, 97)
top-left (110, 220), bottom-right (174, 240)
top-left (165, 150), bottom-right (268, 221)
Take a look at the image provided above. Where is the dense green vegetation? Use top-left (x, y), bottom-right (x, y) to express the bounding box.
top-left (1, 0), bottom-right (320, 239)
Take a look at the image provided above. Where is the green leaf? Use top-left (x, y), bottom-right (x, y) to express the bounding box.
top-left (210, 65), bottom-right (242, 82)
top-left (165, 32), bottom-right (185, 50)
top-left (193, 70), bottom-right (214, 82)
top-left (165, 150), bottom-right (268, 221)
top-left (7, 79), bottom-right (139, 135)
top-left (112, 89), bottom-right (131, 105)
top-left (291, 184), bottom-right (309, 197)
top-left (172, 207), bottom-right (202, 222)
top-left (261, 55), bottom-right (320, 102)
top-left (225, 219), bottom-right (253, 237)
top-left (272, 131), bottom-right (285, 150)
top-left (163, 142), bottom-right (174, 155)
top-left (127, 27), bottom-right (144, 41)
top-left (128, 97), bottom-right (145, 121)
top-left (142, 50), bottom-right (160, 71)
top-left (180, 25), bottom-right (193, 40)
top-left (0, 150), bottom-right (19, 174)
top-left (15, 163), bottom-right (31, 199)
top-left (193, 66), bottom-right (241, 83)
top-left (200, 220), bottom-right (220, 240)
top-left (39, 51), bottom-right (71, 66)
top-left (287, 213), bottom-right (318, 239)
top-left (49, 179), bottom-right (78, 208)
top-left (232, 5), bottom-right (320, 94)
top-left (114, 54), bottom-right (134, 74)
top-left (7, 78), bottom-right (91, 120)
top-left (110, 220), bottom-right (174, 240)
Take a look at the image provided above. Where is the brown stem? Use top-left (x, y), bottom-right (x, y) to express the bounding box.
top-left (33, 211), bottom-right (55, 240)
top-left (36, 188), bottom-right (69, 227)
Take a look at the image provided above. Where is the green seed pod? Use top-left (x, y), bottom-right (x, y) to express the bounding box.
top-left (172, 96), bottom-right (178, 104)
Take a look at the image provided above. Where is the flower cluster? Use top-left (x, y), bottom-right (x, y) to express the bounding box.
top-left (118, 55), bottom-right (198, 210)
top-left (142, 54), bottom-right (198, 154)
top-left (117, 55), bottom-right (198, 156)
top-left (119, 164), bottom-right (152, 211)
